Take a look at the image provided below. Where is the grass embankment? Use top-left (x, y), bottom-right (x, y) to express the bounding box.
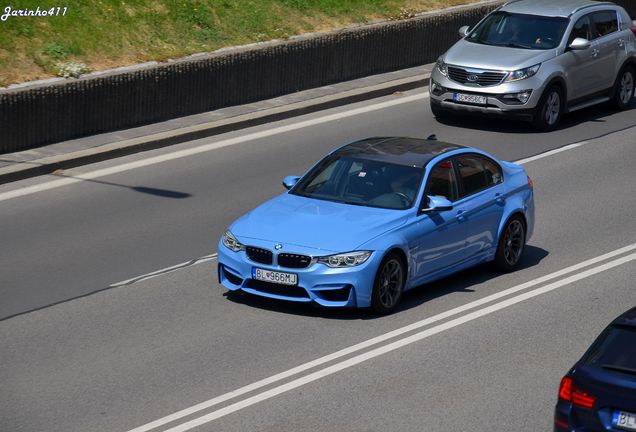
top-left (0, 0), bottom-right (472, 86)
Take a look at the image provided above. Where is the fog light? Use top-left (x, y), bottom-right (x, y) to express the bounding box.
top-left (501, 90), bottom-right (532, 104)
top-left (431, 80), bottom-right (446, 96)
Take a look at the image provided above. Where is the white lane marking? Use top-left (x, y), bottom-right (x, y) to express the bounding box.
top-left (159, 252), bottom-right (636, 432)
top-left (109, 254), bottom-right (217, 287)
top-left (126, 242), bottom-right (636, 432)
top-left (515, 141), bottom-right (587, 165)
top-left (0, 93), bottom-right (428, 203)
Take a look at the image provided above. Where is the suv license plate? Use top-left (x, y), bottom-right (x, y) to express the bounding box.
top-left (453, 93), bottom-right (487, 105)
top-left (613, 410), bottom-right (636, 430)
top-left (252, 268), bottom-right (297, 286)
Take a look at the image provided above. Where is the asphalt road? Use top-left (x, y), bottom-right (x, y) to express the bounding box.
top-left (1, 89), bottom-right (636, 432)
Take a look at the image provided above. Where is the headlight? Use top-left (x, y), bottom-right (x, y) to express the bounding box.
top-left (505, 64), bottom-right (540, 82)
top-left (222, 230), bottom-right (244, 252)
top-left (436, 58), bottom-right (448, 76)
top-left (317, 251), bottom-right (372, 268)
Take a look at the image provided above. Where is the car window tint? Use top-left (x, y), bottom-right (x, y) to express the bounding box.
top-left (584, 326), bottom-right (636, 373)
top-left (592, 11), bottom-right (618, 38)
top-left (569, 14), bottom-right (593, 43)
top-left (483, 158), bottom-right (503, 186)
top-left (457, 156), bottom-right (489, 197)
top-left (467, 11), bottom-right (568, 50)
top-left (304, 158), bottom-right (339, 192)
top-left (425, 159), bottom-right (458, 202)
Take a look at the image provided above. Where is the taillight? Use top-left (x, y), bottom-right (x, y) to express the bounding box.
top-left (527, 175), bottom-right (534, 189)
top-left (558, 376), bottom-right (596, 409)
top-left (632, 26), bottom-right (636, 37)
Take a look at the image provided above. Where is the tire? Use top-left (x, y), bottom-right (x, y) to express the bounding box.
top-left (611, 66), bottom-right (635, 110)
top-left (533, 85), bottom-right (563, 131)
top-left (494, 216), bottom-right (526, 272)
top-left (371, 252), bottom-right (406, 315)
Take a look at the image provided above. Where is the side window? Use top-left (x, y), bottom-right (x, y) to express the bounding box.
top-left (483, 158), bottom-right (503, 187)
top-left (456, 155), bottom-right (495, 197)
top-left (592, 11), bottom-right (618, 38)
top-left (424, 159), bottom-right (458, 202)
top-left (569, 14), bottom-right (593, 44)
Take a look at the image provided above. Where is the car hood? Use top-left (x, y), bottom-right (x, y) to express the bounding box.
top-left (443, 39), bottom-right (555, 71)
top-left (230, 193), bottom-right (409, 253)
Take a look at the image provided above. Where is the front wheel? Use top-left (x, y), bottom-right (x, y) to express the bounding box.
top-left (612, 66), bottom-right (635, 110)
top-left (533, 86), bottom-right (562, 131)
top-left (371, 253), bottom-right (405, 315)
top-left (494, 216), bottom-right (526, 272)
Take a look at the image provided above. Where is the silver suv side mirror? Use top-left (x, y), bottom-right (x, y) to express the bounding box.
top-left (458, 25), bottom-right (470, 37)
top-left (568, 37), bottom-right (591, 51)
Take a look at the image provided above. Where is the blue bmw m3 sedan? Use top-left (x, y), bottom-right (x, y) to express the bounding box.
top-left (554, 306), bottom-right (636, 432)
top-left (217, 136), bottom-right (535, 313)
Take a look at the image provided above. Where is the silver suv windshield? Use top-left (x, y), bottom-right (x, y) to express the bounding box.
top-left (467, 12), bottom-right (569, 50)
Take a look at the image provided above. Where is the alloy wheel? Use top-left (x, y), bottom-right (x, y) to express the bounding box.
top-left (503, 220), bottom-right (524, 266)
top-left (619, 71), bottom-right (634, 105)
top-left (544, 91), bottom-right (561, 126)
top-left (377, 258), bottom-right (403, 309)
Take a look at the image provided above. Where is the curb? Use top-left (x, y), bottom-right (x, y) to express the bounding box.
top-left (0, 73), bottom-right (429, 185)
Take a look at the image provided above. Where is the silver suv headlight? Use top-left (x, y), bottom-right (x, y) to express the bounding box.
top-left (506, 64), bottom-right (540, 82)
top-left (317, 251), bottom-right (372, 268)
top-left (436, 58), bottom-right (448, 77)
top-left (222, 230), bottom-right (245, 252)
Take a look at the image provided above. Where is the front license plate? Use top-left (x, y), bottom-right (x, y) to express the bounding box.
top-left (252, 268), bottom-right (297, 285)
top-left (613, 410), bottom-right (636, 430)
top-left (453, 92), bottom-right (487, 105)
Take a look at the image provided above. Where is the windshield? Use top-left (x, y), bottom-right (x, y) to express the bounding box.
top-left (583, 325), bottom-right (636, 376)
top-left (291, 155), bottom-right (423, 210)
top-left (466, 12), bottom-right (569, 50)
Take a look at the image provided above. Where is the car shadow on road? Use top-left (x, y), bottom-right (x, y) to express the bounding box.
top-left (433, 100), bottom-right (636, 134)
top-left (224, 245), bottom-right (549, 320)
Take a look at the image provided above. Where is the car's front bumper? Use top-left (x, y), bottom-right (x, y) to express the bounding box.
top-left (217, 239), bottom-right (381, 308)
top-left (429, 68), bottom-right (546, 121)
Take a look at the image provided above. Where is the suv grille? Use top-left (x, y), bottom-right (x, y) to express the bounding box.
top-left (278, 253), bottom-right (312, 269)
top-left (448, 66), bottom-right (506, 87)
top-left (245, 246), bottom-right (273, 265)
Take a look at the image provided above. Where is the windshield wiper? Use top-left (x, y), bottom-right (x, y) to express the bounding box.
top-left (600, 364), bottom-right (636, 376)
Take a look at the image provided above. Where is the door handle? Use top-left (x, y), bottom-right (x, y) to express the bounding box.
top-left (592, 48), bottom-right (599, 58)
top-left (456, 210), bottom-right (466, 221)
top-left (495, 193), bottom-right (506, 204)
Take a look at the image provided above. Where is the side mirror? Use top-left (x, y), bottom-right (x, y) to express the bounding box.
top-left (568, 37), bottom-right (591, 51)
top-left (282, 175), bottom-right (301, 190)
top-left (421, 195), bottom-right (454, 213)
top-left (459, 25), bottom-right (470, 37)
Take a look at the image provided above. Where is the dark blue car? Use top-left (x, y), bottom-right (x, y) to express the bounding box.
top-left (555, 306), bottom-right (636, 431)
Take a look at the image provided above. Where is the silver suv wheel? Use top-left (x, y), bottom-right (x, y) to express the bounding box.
top-left (613, 67), bottom-right (635, 111)
top-left (619, 71), bottom-right (634, 105)
top-left (534, 86), bottom-right (562, 131)
top-left (545, 92), bottom-right (561, 126)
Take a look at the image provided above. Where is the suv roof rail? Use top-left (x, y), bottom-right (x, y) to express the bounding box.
top-left (571, 2), bottom-right (617, 15)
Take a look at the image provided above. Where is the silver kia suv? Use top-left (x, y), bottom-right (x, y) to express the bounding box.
top-left (430, 0), bottom-right (636, 130)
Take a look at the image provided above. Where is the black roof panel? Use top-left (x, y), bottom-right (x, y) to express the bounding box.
top-left (333, 137), bottom-right (465, 167)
